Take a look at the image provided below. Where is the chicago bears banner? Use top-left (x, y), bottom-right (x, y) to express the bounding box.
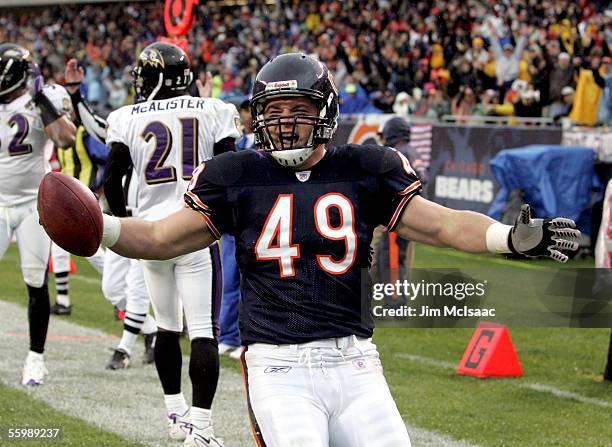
top-left (333, 117), bottom-right (562, 213)
top-left (426, 124), bottom-right (562, 213)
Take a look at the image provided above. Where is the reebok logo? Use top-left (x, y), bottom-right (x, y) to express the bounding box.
top-left (264, 366), bottom-right (292, 373)
top-left (265, 80), bottom-right (298, 90)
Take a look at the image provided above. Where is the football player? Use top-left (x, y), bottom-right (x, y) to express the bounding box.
top-left (54, 54), bottom-right (580, 446)
top-left (42, 82), bottom-right (106, 315)
top-left (0, 43), bottom-right (76, 386)
top-left (59, 58), bottom-right (158, 367)
top-left (104, 42), bottom-right (239, 446)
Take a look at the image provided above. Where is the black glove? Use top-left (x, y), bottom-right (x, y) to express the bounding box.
top-left (508, 204), bottom-right (581, 263)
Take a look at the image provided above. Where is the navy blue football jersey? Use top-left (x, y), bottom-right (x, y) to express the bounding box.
top-left (184, 144), bottom-right (422, 345)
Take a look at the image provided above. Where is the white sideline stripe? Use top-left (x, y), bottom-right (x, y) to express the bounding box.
top-left (0, 300), bottom-right (254, 447)
top-left (0, 301), bottom-right (480, 447)
top-left (519, 383), bottom-right (612, 409)
top-left (407, 426), bottom-right (479, 447)
top-left (395, 353), bottom-right (612, 409)
top-left (71, 274), bottom-right (101, 285)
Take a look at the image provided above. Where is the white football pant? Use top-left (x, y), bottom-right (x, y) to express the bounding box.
top-left (102, 249), bottom-right (149, 315)
top-left (242, 336), bottom-right (411, 447)
top-left (142, 243), bottom-right (221, 340)
top-left (51, 243), bottom-right (105, 275)
top-left (0, 200), bottom-right (50, 288)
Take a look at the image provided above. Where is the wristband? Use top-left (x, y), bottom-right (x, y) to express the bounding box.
top-left (102, 214), bottom-right (121, 247)
top-left (33, 91), bottom-right (62, 126)
top-left (485, 222), bottom-right (512, 254)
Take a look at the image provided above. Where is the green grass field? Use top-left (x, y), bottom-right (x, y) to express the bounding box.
top-left (1, 243), bottom-right (611, 446)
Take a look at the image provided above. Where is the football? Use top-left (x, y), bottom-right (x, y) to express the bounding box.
top-left (37, 172), bottom-right (103, 257)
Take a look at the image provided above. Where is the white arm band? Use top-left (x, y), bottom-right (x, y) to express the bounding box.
top-left (486, 222), bottom-right (512, 253)
top-left (102, 214), bottom-right (121, 248)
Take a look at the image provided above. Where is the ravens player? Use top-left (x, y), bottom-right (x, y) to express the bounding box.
top-left (57, 53), bottom-right (579, 446)
top-left (104, 42), bottom-right (239, 447)
top-left (0, 43), bottom-right (76, 386)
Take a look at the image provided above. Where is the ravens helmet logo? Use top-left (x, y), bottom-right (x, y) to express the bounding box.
top-left (139, 48), bottom-right (165, 69)
top-left (4, 47), bottom-right (31, 62)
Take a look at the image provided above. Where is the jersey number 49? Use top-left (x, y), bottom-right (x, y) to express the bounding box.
top-left (255, 193), bottom-right (357, 277)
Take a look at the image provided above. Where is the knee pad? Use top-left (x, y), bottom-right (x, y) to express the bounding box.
top-left (22, 268), bottom-right (46, 288)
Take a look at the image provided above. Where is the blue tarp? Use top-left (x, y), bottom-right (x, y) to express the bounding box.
top-left (488, 145), bottom-right (601, 235)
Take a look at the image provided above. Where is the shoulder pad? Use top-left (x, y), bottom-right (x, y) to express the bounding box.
top-left (202, 150), bottom-right (265, 186)
top-left (335, 144), bottom-right (399, 175)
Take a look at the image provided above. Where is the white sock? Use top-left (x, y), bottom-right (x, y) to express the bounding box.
top-left (27, 351), bottom-right (44, 361)
top-left (164, 393), bottom-right (189, 416)
top-left (116, 331), bottom-right (138, 355)
top-left (190, 407), bottom-right (212, 429)
top-left (56, 294), bottom-right (70, 307)
top-left (141, 314), bottom-right (157, 335)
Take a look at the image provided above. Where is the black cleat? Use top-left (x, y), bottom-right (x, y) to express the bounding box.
top-left (106, 349), bottom-right (130, 370)
top-left (51, 303), bottom-right (72, 315)
top-left (143, 333), bottom-right (156, 364)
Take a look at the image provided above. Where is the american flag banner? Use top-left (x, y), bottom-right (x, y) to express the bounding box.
top-left (409, 123), bottom-right (433, 169)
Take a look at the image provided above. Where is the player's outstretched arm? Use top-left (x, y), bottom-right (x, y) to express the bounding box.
top-left (104, 207), bottom-right (216, 260)
top-left (395, 195), bottom-right (494, 252)
top-left (395, 196), bottom-right (580, 262)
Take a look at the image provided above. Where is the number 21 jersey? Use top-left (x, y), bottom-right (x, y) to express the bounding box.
top-left (106, 95), bottom-right (240, 220)
top-left (185, 144), bottom-right (422, 345)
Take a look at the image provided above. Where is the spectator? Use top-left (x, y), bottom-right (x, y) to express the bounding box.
top-left (339, 83), bottom-right (381, 114)
top-left (451, 86), bottom-right (478, 119)
top-left (570, 56), bottom-right (606, 125)
top-left (550, 86), bottom-right (576, 123)
top-left (392, 91), bottom-right (414, 116)
top-left (597, 57), bottom-right (612, 125)
top-left (491, 26), bottom-right (529, 99)
top-left (548, 52), bottom-right (575, 104)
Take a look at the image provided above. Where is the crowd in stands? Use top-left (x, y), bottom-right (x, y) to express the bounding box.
top-left (1, 0), bottom-right (611, 124)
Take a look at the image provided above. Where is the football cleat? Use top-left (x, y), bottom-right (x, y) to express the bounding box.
top-left (184, 425), bottom-right (224, 447)
top-left (21, 353), bottom-right (48, 386)
top-left (167, 410), bottom-right (191, 441)
top-left (106, 349), bottom-right (130, 370)
top-left (50, 302), bottom-right (72, 316)
top-left (143, 333), bottom-right (156, 364)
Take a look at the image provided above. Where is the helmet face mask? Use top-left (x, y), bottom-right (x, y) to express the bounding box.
top-left (132, 42), bottom-right (193, 103)
top-left (0, 44), bottom-right (32, 100)
top-left (250, 53), bottom-right (339, 168)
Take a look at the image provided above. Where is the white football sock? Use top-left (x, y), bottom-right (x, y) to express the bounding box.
top-left (190, 407), bottom-right (212, 429)
top-left (116, 331), bottom-right (138, 355)
top-left (27, 351), bottom-right (44, 361)
top-left (56, 293), bottom-right (70, 307)
top-left (164, 393), bottom-right (189, 416)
